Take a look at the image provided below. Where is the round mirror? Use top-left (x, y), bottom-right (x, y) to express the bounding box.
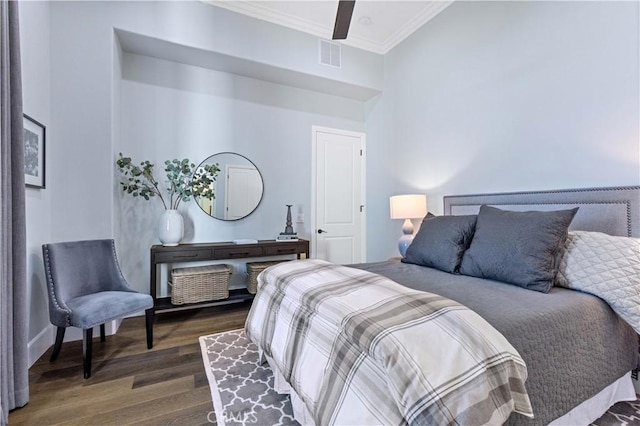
top-left (194, 152), bottom-right (264, 221)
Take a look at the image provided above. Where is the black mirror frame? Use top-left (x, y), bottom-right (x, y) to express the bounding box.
top-left (194, 152), bottom-right (264, 221)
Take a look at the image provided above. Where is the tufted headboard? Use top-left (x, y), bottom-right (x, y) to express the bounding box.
top-left (443, 186), bottom-right (640, 237)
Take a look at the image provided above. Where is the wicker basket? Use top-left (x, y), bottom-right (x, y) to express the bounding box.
top-left (170, 264), bottom-right (230, 305)
top-left (246, 260), bottom-right (289, 294)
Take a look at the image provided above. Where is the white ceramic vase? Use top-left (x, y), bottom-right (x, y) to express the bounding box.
top-left (158, 209), bottom-right (184, 246)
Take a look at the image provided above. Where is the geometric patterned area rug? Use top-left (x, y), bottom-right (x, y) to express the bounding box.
top-left (199, 329), bottom-right (297, 426)
top-left (200, 329), bottom-right (639, 426)
top-left (592, 400), bottom-right (640, 426)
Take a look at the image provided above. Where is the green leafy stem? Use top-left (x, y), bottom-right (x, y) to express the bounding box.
top-left (116, 153), bottom-right (221, 210)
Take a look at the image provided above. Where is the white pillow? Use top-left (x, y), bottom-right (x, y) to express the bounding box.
top-left (557, 230), bottom-right (640, 334)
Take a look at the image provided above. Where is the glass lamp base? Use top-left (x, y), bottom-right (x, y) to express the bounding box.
top-left (398, 234), bottom-right (414, 257)
top-left (397, 219), bottom-right (415, 257)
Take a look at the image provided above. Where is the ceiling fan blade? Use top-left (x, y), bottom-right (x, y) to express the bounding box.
top-left (332, 0), bottom-right (356, 40)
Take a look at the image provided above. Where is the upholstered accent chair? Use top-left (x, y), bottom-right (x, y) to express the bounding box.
top-left (42, 239), bottom-right (154, 378)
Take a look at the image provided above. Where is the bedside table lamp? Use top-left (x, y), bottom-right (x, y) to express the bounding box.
top-left (390, 194), bottom-right (427, 257)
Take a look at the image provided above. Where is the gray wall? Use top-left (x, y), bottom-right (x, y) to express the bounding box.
top-left (366, 0), bottom-right (640, 260)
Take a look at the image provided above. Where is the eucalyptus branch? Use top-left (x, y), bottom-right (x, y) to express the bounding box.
top-left (116, 153), bottom-right (219, 211)
top-left (141, 164), bottom-right (169, 210)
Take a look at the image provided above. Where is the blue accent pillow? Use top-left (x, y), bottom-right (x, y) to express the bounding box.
top-left (403, 213), bottom-right (477, 273)
top-left (459, 205), bottom-right (578, 293)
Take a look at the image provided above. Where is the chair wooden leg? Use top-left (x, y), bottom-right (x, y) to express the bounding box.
top-left (83, 327), bottom-right (93, 379)
top-left (145, 308), bottom-right (154, 349)
top-left (100, 323), bottom-right (106, 342)
top-left (50, 327), bottom-right (65, 362)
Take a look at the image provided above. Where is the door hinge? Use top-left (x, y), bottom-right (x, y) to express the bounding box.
top-left (360, 205), bottom-right (364, 212)
top-left (360, 149), bottom-right (363, 156)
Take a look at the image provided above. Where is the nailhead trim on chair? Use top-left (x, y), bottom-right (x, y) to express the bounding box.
top-left (110, 240), bottom-right (135, 291)
top-left (42, 244), bottom-right (72, 326)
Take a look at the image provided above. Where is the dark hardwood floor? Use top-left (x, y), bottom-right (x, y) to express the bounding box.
top-left (9, 302), bottom-right (251, 426)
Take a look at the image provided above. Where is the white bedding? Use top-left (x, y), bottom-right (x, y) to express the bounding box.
top-left (550, 373), bottom-right (636, 425)
top-left (273, 363), bottom-right (636, 426)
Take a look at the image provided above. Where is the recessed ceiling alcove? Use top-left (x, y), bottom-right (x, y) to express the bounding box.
top-left (115, 28), bottom-right (381, 102)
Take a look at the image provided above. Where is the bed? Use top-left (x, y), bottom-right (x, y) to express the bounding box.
top-left (246, 186), bottom-right (640, 425)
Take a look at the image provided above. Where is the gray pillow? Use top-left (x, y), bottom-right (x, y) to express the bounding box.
top-left (459, 205), bottom-right (578, 293)
top-left (402, 213), bottom-right (477, 273)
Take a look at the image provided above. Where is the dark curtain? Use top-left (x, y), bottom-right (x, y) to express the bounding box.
top-left (0, 0), bottom-right (29, 423)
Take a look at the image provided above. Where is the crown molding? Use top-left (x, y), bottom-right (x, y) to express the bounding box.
top-left (207, 1), bottom-right (334, 40)
top-left (205, 1), bottom-right (452, 55)
top-left (381, 0), bottom-right (454, 53)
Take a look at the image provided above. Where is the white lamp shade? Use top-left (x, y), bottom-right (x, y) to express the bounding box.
top-left (389, 194), bottom-right (428, 219)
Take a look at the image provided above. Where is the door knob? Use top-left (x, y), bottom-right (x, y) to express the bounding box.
top-left (317, 229), bottom-right (327, 234)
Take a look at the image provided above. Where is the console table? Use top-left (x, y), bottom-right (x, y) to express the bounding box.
top-left (150, 239), bottom-right (309, 313)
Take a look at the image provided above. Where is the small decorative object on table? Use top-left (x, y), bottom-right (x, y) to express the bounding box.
top-left (233, 239), bottom-right (258, 245)
top-left (277, 204), bottom-right (298, 241)
top-left (116, 153), bottom-right (220, 246)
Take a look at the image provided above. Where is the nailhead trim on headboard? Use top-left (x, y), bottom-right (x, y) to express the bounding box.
top-left (443, 186), bottom-right (640, 237)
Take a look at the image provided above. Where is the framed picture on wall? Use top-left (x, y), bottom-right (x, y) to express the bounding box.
top-left (23, 114), bottom-right (46, 189)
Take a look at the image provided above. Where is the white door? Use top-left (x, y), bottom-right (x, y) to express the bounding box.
top-left (312, 126), bottom-right (366, 264)
top-left (225, 165), bottom-right (262, 220)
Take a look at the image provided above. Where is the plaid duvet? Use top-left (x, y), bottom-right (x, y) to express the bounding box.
top-left (245, 259), bottom-right (533, 425)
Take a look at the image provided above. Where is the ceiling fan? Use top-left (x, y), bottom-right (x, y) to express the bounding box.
top-left (332, 0), bottom-right (356, 40)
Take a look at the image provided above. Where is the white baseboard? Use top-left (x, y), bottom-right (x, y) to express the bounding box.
top-left (27, 319), bottom-right (124, 368)
top-left (28, 325), bottom-right (54, 367)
